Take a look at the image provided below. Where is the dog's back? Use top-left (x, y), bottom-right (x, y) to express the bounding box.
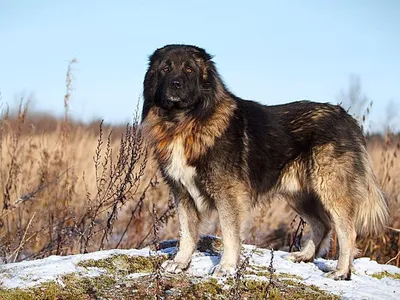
top-left (234, 99), bottom-right (388, 280)
top-left (142, 44), bottom-right (388, 280)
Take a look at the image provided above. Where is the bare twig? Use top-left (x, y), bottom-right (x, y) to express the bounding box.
top-left (264, 247), bottom-right (276, 297)
top-left (386, 251), bottom-right (400, 265)
top-left (115, 173), bottom-right (156, 248)
top-left (289, 216), bottom-right (306, 252)
top-left (386, 226), bottom-right (400, 233)
top-left (150, 204), bottom-right (163, 299)
top-left (10, 212), bottom-right (36, 262)
top-left (230, 248), bottom-right (255, 300)
top-left (0, 168), bottom-right (71, 219)
top-left (137, 196), bottom-right (175, 249)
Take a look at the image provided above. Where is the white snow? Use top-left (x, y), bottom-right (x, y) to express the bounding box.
top-left (0, 248), bottom-right (150, 289)
top-left (0, 242), bottom-right (399, 300)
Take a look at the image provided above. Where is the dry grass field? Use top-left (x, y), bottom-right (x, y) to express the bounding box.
top-left (0, 66), bottom-right (399, 267)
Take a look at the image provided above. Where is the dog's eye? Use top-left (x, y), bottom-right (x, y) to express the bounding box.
top-left (185, 66), bottom-right (193, 73)
top-left (162, 66), bottom-right (171, 73)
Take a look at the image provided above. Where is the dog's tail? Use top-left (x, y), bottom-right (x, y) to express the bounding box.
top-left (355, 147), bottom-right (390, 236)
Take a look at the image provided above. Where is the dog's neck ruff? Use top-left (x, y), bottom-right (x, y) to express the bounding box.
top-left (141, 98), bottom-right (236, 165)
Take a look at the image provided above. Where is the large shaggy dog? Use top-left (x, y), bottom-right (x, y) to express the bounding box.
top-left (140, 44), bottom-right (389, 280)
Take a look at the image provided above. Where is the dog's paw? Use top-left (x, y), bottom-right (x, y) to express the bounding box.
top-left (161, 259), bottom-right (189, 274)
top-left (283, 253), bottom-right (314, 263)
top-left (325, 270), bottom-right (351, 281)
top-left (211, 263), bottom-right (236, 277)
top-left (283, 253), bottom-right (297, 262)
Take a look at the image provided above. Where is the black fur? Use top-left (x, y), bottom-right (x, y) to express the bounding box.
top-left (141, 44), bottom-right (387, 280)
top-left (142, 44), bottom-right (219, 122)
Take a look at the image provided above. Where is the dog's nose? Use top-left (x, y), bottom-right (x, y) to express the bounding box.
top-left (170, 80), bottom-right (181, 89)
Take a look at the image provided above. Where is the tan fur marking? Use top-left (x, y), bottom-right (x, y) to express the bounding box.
top-left (279, 160), bottom-right (304, 193)
top-left (290, 106), bottom-right (341, 132)
top-left (142, 98), bottom-right (236, 164)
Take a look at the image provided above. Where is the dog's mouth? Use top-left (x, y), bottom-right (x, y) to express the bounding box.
top-left (167, 95), bottom-right (182, 102)
top-left (166, 89), bottom-right (187, 103)
top-left (162, 88), bottom-right (194, 109)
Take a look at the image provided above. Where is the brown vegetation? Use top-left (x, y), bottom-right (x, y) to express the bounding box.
top-left (0, 65), bottom-right (399, 269)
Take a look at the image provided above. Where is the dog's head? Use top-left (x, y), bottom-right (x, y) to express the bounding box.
top-left (142, 44), bottom-right (223, 120)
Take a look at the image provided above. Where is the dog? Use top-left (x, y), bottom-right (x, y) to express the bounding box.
top-left (140, 44), bottom-right (389, 280)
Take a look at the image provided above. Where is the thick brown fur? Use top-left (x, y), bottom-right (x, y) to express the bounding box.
top-left (140, 44), bottom-right (389, 280)
top-left (141, 98), bottom-right (236, 164)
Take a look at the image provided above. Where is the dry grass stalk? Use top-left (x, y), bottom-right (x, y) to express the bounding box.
top-left (264, 247), bottom-right (276, 298)
top-left (0, 68), bottom-right (398, 273)
top-left (230, 248), bottom-right (256, 300)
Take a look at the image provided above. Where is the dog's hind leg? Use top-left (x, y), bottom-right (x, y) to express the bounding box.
top-left (285, 193), bottom-right (331, 263)
top-left (310, 144), bottom-right (360, 280)
top-left (324, 206), bottom-right (357, 280)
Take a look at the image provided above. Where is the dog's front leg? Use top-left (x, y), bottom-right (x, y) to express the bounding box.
top-left (162, 189), bottom-right (199, 274)
top-left (212, 186), bottom-right (250, 276)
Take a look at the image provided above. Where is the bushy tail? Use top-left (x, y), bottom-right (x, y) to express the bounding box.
top-left (355, 148), bottom-right (390, 236)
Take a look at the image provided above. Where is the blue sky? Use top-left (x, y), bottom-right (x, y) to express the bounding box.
top-left (1, 0), bottom-right (399, 131)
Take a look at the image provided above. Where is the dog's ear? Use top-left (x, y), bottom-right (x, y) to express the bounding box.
top-left (148, 48), bottom-right (164, 66)
top-left (191, 46), bottom-right (214, 62)
top-left (148, 44), bottom-right (175, 66)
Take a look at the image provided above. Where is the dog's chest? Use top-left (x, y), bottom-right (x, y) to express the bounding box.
top-left (164, 141), bottom-right (205, 211)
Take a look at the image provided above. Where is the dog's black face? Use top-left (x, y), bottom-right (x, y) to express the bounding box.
top-left (143, 45), bottom-right (219, 119)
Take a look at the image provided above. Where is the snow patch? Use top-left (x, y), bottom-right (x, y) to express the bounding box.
top-left (0, 242), bottom-right (399, 299)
